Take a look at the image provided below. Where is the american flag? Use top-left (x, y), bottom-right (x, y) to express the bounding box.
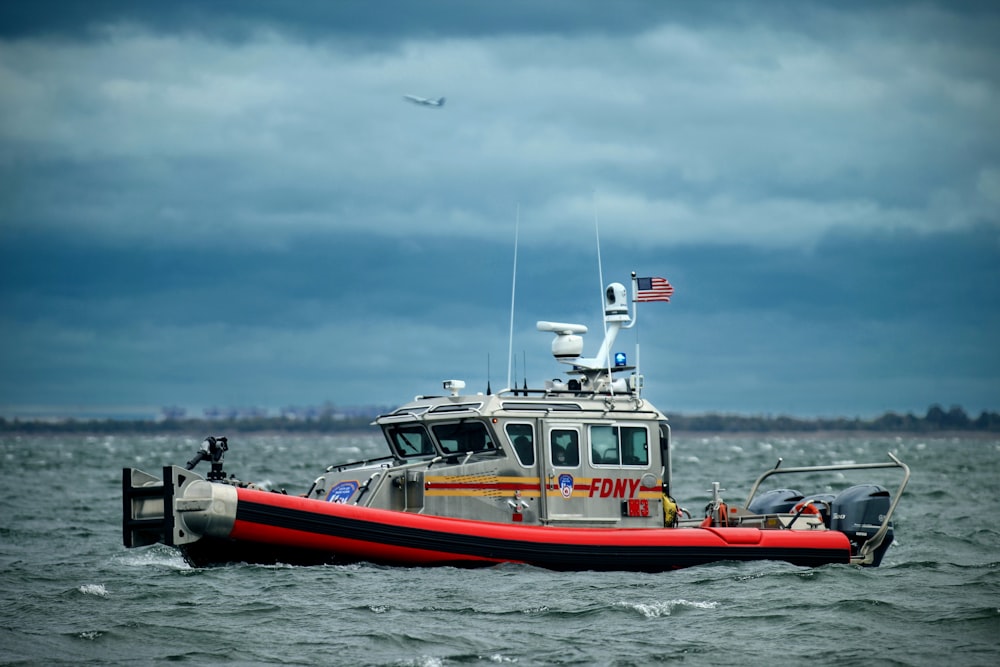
top-left (635, 276), bottom-right (674, 302)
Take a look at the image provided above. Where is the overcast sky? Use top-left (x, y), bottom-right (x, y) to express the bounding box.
top-left (1, 1), bottom-right (998, 419)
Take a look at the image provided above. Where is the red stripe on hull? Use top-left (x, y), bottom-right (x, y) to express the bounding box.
top-left (219, 488), bottom-right (852, 569)
top-left (230, 519), bottom-right (509, 566)
top-left (424, 482), bottom-right (539, 491)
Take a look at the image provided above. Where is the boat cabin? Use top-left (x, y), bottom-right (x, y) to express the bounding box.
top-left (308, 389), bottom-right (672, 529)
top-left (306, 280), bottom-right (674, 527)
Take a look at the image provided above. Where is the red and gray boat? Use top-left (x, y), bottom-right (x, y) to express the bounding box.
top-left (123, 277), bottom-right (909, 570)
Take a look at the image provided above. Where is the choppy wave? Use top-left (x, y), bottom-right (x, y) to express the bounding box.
top-left (76, 583), bottom-right (109, 598)
top-left (1, 433), bottom-right (999, 665)
top-left (614, 598), bottom-right (719, 618)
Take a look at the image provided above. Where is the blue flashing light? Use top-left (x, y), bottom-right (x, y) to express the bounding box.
top-left (614, 352), bottom-right (627, 367)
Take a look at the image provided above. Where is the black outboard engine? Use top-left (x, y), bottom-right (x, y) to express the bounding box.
top-left (831, 484), bottom-right (894, 565)
top-left (747, 488), bottom-right (804, 514)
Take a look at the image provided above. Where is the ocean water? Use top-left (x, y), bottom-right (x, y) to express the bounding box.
top-left (1, 432), bottom-right (998, 666)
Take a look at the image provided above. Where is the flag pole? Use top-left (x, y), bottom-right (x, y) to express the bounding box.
top-left (628, 272), bottom-right (639, 329)
top-left (630, 271), bottom-right (641, 396)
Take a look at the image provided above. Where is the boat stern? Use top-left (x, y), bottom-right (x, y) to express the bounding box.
top-left (123, 465), bottom-right (237, 549)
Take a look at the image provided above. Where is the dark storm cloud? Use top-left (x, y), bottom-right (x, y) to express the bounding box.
top-left (3, 224), bottom-right (997, 416)
top-left (0, 1), bottom-right (747, 41)
top-left (3, 1), bottom-right (998, 250)
top-left (1, 1), bottom-right (998, 418)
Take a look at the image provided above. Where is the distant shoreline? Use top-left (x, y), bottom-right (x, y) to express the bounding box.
top-left (2, 405), bottom-right (997, 435)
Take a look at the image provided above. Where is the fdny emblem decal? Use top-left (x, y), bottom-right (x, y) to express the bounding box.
top-left (558, 474), bottom-right (575, 499)
top-left (326, 481), bottom-right (359, 503)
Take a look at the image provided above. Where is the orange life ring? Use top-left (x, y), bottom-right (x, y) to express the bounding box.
top-left (792, 501), bottom-right (821, 515)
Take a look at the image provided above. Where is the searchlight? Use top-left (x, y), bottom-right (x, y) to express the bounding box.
top-left (442, 379), bottom-right (466, 397)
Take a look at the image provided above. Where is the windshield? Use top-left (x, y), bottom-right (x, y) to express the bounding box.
top-left (385, 423), bottom-right (436, 458)
top-left (432, 421), bottom-right (496, 455)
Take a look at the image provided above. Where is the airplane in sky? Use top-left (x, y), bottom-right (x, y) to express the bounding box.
top-left (403, 95), bottom-right (446, 107)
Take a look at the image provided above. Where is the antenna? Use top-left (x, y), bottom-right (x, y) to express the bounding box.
top-left (522, 350), bottom-right (527, 395)
top-left (592, 191), bottom-right (614, 395)
top-left (592, 190), bottom-right (605, 321)
top-left (506, 204), bottom-right (520, 392)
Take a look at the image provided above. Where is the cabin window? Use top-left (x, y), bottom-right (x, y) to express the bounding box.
top-left (550, 429), bottom-right (580, 467)
top-left (505, 423), bottom-right (535, 466)
top-left (385, 424), bottom-right (435, 458)
top-left (621, 426), bottom-right (649, 466)
top-left (590, 425), bottom-right (617, 464)
top-left (432, 421), bottom-right (496, 455)
top-left (589, 425), bottom-right (649, 467)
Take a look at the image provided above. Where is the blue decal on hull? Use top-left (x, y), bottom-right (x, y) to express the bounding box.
top-left (326, 481), bottom-right (360, 503)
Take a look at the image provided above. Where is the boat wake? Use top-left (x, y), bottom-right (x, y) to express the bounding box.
top-left (113, 545), bottom-right (190, 570)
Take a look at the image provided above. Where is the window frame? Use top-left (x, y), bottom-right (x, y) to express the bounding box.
top-left (430, 420), bottom-right (496, 455)
top-left (549, 428), bottom-right (581, 468)
top-left (385, 423), bottom-right (437, 458)
top-left (505, 421), bottom-right (536, 467)
top-left (588, 423), bottom-right (650, 468)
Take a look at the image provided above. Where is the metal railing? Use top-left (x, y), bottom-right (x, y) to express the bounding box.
top-left (741, 452), bottom-right (910, 565)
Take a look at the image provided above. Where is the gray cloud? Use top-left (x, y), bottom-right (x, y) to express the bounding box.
top-left (1, 2), bottom-right (998, 418)
top-left (3, 4), bottom-right (997, 252)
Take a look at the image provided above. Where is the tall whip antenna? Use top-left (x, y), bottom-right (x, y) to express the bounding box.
top-left (506, 204), bottom-right (520, 391)
top-left (593, 190), bottom-right (605, 315)
top-left (593, 191), bottom-right (614, 394)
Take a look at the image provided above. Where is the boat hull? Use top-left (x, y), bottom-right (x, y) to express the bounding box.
top-left (179, 485), bottom-right (852, 570)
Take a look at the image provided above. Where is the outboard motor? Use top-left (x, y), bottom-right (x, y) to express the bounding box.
top-left (747, 488), bottom-right (804, 514)
top-left (831, 484), bottom-right (894, 565)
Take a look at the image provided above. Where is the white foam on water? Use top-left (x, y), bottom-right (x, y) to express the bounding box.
top-left (616, 599), bottom-right (719, 618)
top-left (402, 657), bottom-right (443, 667)
top-left (115, 548), bottom-right (190, 570)
top-left (521, 605), bottom-right (549, 614)
top-left (78, 583), bottom-right (109, 597)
